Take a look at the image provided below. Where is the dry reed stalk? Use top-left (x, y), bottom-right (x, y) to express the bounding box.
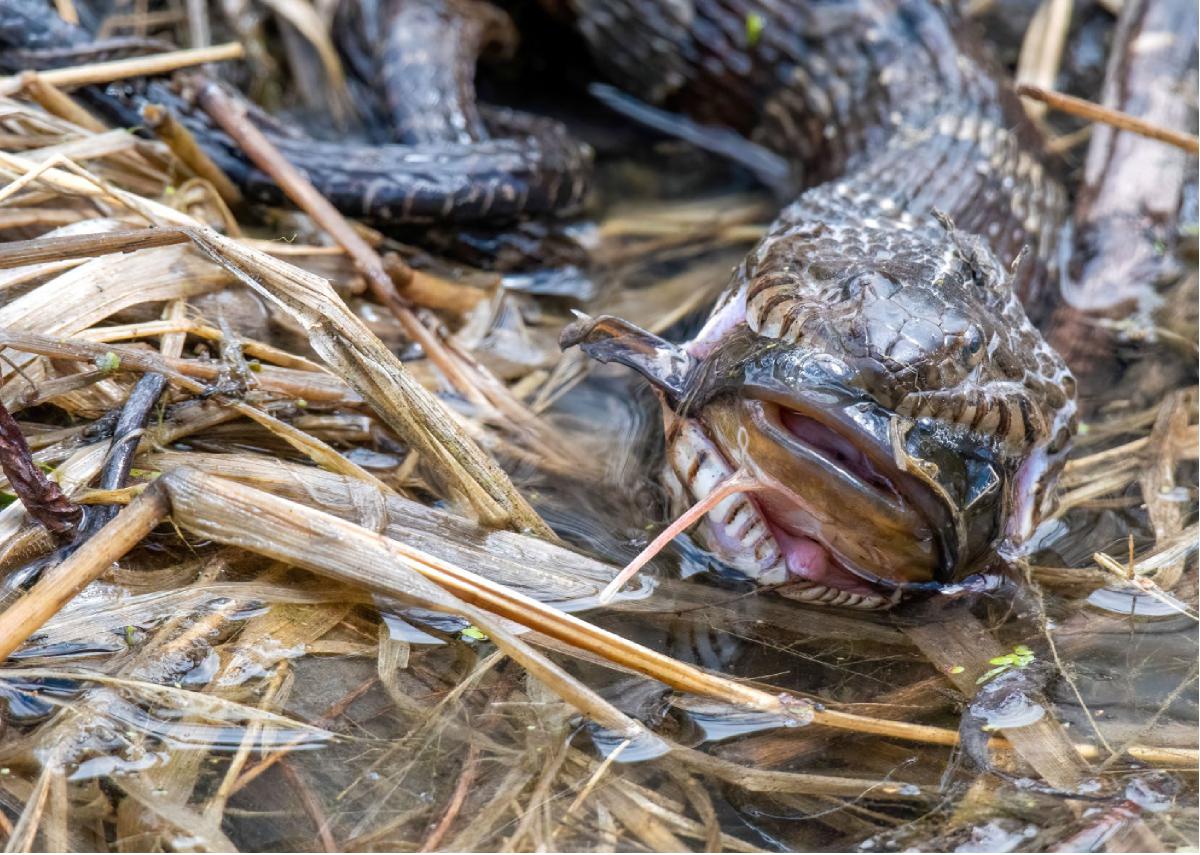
top-left (81, 318), bottom-right (326, 372)
top-left (0, 482), bottom-right (169, 661)
top-left (203, 667), bottom-right (292, 822)
top-left (259, 0), bottom-right (351, 115)
top-left (51, 0), bottom-right (78, 23)
top-left (155, 467), bottom-right (1197, 769)
top-left (0, 227), bottom-right (190, 270)
top-left (0, 328), bottom-right (385, 487)
top-left (139, 103), bottom-right (242, 204)
top-left (0, 149), bottom-right (555, 535)
top-left (16, 73), bottom-right (105, 133)
top-left (0, 43), bottom-right (245, 95)
top-left (160, 466), bottom-right (653, 737)
top-left (181, 227), bottom-right (554, 534)
top-left (1017, 83), bottom-right (1200, 153)
top-left (185, 0), bottom-right (210, 47)
top-left (161, 466), bottom-right (789, 710)
top-left (194, 81), bottom-right (581, 477)
top-left (3, 761), bottom-right (53, 853)
top-left (106, 775), bottom-right (238, 852)
top-left (141, 451), bottom-right (632, 603)
top-left (601, 786), bottom-right (690, 852)
top-left (192, 82), bottom-right (488, 407)
top-left (1016, 0), bottom-right (1074, 122)
top-left (1137, 391), bottom-right (1192, 588)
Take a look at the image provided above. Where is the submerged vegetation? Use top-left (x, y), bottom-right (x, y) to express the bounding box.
top-left (0, 0), bottom-right (1193, 851)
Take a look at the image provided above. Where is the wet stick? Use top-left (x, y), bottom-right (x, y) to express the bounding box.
top-left (281, 760), bottom-right (340, 853)
top-left (0, 482), bottom-right (169, 661)
top-left (901, 604), bottom-right (1090, 791)
top-left (162, 467), bottom-right (652, 745)
top-left (154, 467), bottom-right (1196, 769)
top-left (78, 372), bottom-right (168, 533)
top-left (419, 742), bottom-right (480, 852)
top-left (160, 466), bottom-right (753, 713)
top-left (1016, 83), bottom-right (1200, 154)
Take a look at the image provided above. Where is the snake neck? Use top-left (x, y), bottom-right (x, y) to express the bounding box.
top-left (570, 0), bottom-right (1069, 309)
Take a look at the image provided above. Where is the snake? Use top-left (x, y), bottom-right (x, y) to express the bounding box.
top-left (0, 0), bottom-right (1085, 608)
top-left (562, 0), bottom-right (1078, 608)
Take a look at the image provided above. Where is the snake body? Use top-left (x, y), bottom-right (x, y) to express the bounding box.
top-left (0, 0), bottom-right (592, 225)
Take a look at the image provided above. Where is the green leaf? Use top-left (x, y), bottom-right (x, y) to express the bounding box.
top-left (460, 626), bottom-right (488, 641)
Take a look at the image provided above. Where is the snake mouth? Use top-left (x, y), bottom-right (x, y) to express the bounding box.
top-left (667, 396), bottom-right (956, 608)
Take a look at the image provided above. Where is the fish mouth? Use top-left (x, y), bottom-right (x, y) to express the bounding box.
top-left (666, 395), bottom-right (959, 609)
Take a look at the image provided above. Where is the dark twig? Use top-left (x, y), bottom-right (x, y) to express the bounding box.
top-left (280, 760), bottom-right (340, 852)
top-left (0, 400), bottom-right (82, 536)
top-left (80, 372), bottom-right (168, 534)
top-left (0, 373), bottom-right (168, 605)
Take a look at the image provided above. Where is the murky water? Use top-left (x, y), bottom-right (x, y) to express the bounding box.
top-left (0, 139), bottom-right (1194, 852)
top-left (0, 3), bottom-right (1196, 851)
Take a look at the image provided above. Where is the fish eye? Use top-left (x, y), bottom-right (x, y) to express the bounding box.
top-left (962, 326), bottom-right (985, 361)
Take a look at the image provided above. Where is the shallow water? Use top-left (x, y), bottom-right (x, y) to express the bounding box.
top-left (0, 156), bottom-right (1195, 850)
top-left (0, 5), bottom-right (1196, 852)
